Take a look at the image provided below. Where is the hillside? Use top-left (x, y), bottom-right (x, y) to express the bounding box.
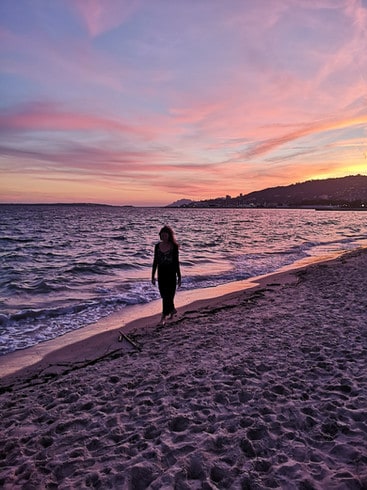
top-left (178, 175), bottom-right (367, 208)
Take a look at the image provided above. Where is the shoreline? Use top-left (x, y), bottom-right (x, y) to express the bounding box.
top-left (0, 250), bottom-right (347, 387)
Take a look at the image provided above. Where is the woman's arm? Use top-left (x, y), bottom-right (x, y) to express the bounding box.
top-left (151, 244), bottom-right (158, 284)
top-left (174, 245), bottom-right (182, 286)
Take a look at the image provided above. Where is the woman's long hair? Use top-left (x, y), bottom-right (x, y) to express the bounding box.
top-left (159, 226), bottom-right (178, 246)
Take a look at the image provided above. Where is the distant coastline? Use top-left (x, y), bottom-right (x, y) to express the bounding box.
top-left (0, 202), bottom-right (135, 208)
top-left (1, 203), bottom-right (366, 211)
top-left (1, 174), bottom-right (366, 210)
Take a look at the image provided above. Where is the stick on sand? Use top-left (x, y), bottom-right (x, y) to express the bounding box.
top-left (118, 331), bottom-right (142, 351)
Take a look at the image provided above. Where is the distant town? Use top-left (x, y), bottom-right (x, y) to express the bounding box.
top-left (168, 175), bottom-right (367, 210)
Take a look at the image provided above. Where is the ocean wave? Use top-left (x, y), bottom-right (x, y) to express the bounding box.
top-left (0, 313), bottom-right (9, 326)
top-left (0, 236), bottom-right (34, 243)
top-left (67, 261), bottom-right (112, 275)
top-left (67, 260), bottom-right (141, 275)
top-left (4, 279), bottom-right (68, 295)
top-left (111, 235), bottom-right (127, 241)
top-left (0, 284), bottom-right (160, 355)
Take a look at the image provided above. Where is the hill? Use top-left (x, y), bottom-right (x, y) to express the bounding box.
top-left (166, 198), bottom-right (193, 207)
top-left (178, 175), bottom-right (367, 209)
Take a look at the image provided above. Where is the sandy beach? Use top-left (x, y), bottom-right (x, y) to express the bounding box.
top-left (1, 249), bottom-right (367, 489)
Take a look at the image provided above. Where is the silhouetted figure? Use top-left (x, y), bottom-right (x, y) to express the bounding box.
top-left (152, 226), bottom-right (181, 325)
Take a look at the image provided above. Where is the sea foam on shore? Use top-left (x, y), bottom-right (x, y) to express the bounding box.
top-left (0, 249), bottom-right (367, 489)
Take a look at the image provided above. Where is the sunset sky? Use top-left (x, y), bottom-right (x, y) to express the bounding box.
top-left (1, 0), bottom-right (366, 206)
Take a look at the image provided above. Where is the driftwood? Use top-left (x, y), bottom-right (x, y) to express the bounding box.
top-left (118, 331), bottom-right (142, 351)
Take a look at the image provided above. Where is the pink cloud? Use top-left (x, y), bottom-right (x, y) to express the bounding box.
top-left (0, 102), bottom-right (155, 139)
top-left (0, 139), bottom-right (184, 177)
top-left (242, 114), bottom-right (367, 160)
top-left (70, 0), bottom-right (141, 37)
top-left (169, 100), bottom-right (227, 127)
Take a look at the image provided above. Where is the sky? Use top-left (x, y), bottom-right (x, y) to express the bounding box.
top-left (1, 0), bottom-right (367, 206)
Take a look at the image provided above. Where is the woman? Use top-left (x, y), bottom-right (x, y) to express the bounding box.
top-left (151, 225), bottom-right (181, 325)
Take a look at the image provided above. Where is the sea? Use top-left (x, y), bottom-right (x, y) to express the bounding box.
top-left (1, 204), bottom-right (367, 356)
